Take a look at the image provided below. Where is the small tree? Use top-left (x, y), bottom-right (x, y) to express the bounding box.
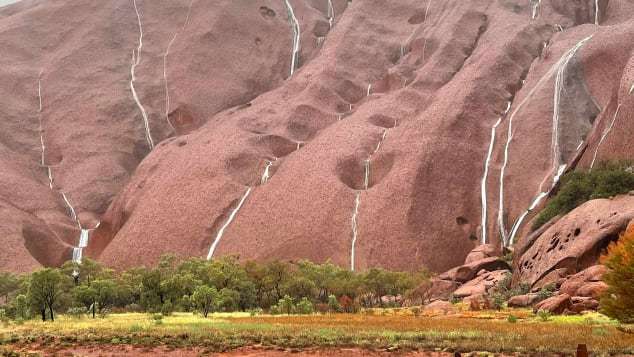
top-left (28, 268), bottom-right (66, 321)
top-left (192, 285), bottom-right (218, 318)
top-left (279, 295), bottom-right (295, 315)
top-left (12, 294), bottom-right (29, 320)
top-left (295, 297), bottom-right (314, 314)
top-left (327, 294), bottom-right (340, 313)
top-left (600, 227), bottom-right (634, 323)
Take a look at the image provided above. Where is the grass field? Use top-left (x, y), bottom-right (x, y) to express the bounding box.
top-left (1, 308), bottom-right (633, 355)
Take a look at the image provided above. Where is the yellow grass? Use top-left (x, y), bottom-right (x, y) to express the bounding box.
top-left (0, 310), bottom-right (632, 354)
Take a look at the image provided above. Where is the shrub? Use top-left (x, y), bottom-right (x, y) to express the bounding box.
top-left (327, 294), bottom-right (340, 313)
top-left (533, 162), bottom-right (634, 230)
top-left (269, 305), bottom-right (280, 315)
top-left (600, 226), bottom-right (634, 323)
top-left (66, 307), bottom-right (87, 319)
top-left (537, 310), bottom-right (551, 322)
top-left (151, 314), bottom-right (163, 325)
top-left (537, 284), bottom-right (556, 302)
top-left (278, 295), bottom-right (295, 315)
top-left (161, 301), bottom-right (173, 316)
top-left (296, 297), bottom-right (314, 315)
top-left (507, 315), bottom-right (518, 323)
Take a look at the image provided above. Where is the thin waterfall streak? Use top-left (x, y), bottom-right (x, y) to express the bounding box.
top-left (327, 0), bottom-right (334, 28)
top-left (261, 158), bottom-right (276, 185)
top-left (509, 192), bottom-right (548, 245)
top-left (47, 167), bottom-right (54, 189)
top-left (207, 187), bottom-right (253, 260)
top-left (498, 35), bottom-right (592, 245)
top-left (130, 0), bottom-right (154, 150)
top-left (164, 0), bottom-right (194, 129)
top-left (591, 104), bottom-right (622, 169)
top-left (363, 159), bottom-right (370, 190)
top-left (350, 192), bottom-right (361, 271)
top-left (72, 247), bottom-right (83, 264)
top-left (367, 84), bottom-right (372, 96)
top-left (61, 192), bottom-right (79, 225)
top-left (531, 0), bottom-right (541, 19)
top-left (283, 0), bottom-right (301, 77)
top-left (481, 116), bottom-right (503, 245)
top-left (595, 0), bottom-right (600, 25)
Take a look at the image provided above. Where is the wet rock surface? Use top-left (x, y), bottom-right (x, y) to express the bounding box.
top-left (1, 0), bottom-right (634, 272)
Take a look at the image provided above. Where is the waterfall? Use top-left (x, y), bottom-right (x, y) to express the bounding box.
top-left (164, 0), bottom-right (194, 129)
top-left (531, 0), bottom-right (541, 19)
top-left (78, 229), bottom-right (89, 248)
top-left (350, 192), bottom-right (361, 271)
top-left (363, 159), bottom-right (370, 190)
top-left (480, 102), bottom-right (510, 244)
top-left (316, 36), bottom-right (325, 47)
top-left (61, 192), bottom-right (79, 223)
top-left (283, 0), bottom-right (301, 77)
top-left (367, 84), bottom-right (372, 96)
top-left (130, 0), bottom-right (154, 150)
top-left (595, 0), bottom-right (600, 25)
top-left (327, 0), bottom-right (334, 28)
top-left (590, 104), bottom-right (622, 169)
top-left (498, 35), bottom-right (593, 246)
top-left (72, 247), bottom-right (83, 264)
top-left (207, 187), bottom-right (253, 260)
top-left (261, 159), bottom-right (276, 184)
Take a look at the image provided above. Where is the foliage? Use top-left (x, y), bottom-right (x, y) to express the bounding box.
top-left (537, 310), bottom-right (552, 322)
top-left (296, 297), bottom-right (314, 314)
top-left (533, 162), bottom-right (634, 230)
top-left (27, 268), bottom-right (69, 321)
top-left (537, 283), bottom-right (556, 302)
top-left (600, 227), bottom-right (634, 323)
top-left (192, 285), bottom-right (218, 318)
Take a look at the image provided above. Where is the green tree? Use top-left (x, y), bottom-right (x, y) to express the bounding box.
top-left (192, 285), bottom-right (219, 318)
top-left (0, 272), bottom-right (20, 305)
top-left (296, 297), bottom-right (314, 314)
top-left (73, 284), bottom-right (97, 318)
top-left (279, 295), bottom-right (294, 315)
top-left (11, 294), bottom-right (29, 320)
top-left (327, 294), bottom-right (340, 313)
top-left (28, 268), bottom-right (67, 321)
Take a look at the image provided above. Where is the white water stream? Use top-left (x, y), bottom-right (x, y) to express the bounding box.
top-left (531, 0), bottom-right (541, 19)
top-left (283, 0), bottom-right (301, 77)
top-left (207, 187), bottom-right (253, 260)
top-left (498, 35), bottom-right (593, 246)
top-left (590, 104), bottom-right (622, 169)
top-left (163, 0), bottom-right (194, 129)
top-left (130, 0), bottom-right (154, 150)
top-left (480, 102), bottom-right (510, 244)
top-left (327, 0), bottom-right (334, 29)
top-left (350, 192), bottom-right (361, 271)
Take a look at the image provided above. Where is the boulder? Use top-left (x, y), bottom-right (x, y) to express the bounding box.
top-left (568, 297), bottom-right (600, 314)
top-left (507, 293), bottom-right (541, 308)
top-left (423, 300), bottom-right (456, 315)
top-left (560, 265), bottom-right (608, 296)
top-left (575, 282), bottom-right (608, 299)
top-left (425, 278), bottom-right (461, 301)
top-left (534, 294), bottom-right (572, 314)
top-left (453, 270), bottom-right (510, 298)
top-left (439, 257), bottom-right (511, 283)
top-left (464, 244), bottom-right (500, 264)
top-left (515, 196), bottom-right (634, 289)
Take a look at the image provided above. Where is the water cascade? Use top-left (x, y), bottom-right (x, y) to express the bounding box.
top-left (350, 124), bottom-right (392, 270)
top-left (207, 187), bottom-right (253, 260)
top-left (164, 0), bottom-right (194, 129)
top-left (595, 0), bottom-right (600, 25)
top-left (61, 192), bottom-right (79, 223)
top-left (531, 0), bottom-right (541, 19)
top-left (366, 84), bottom-right (372, 96)
top-left (283, 0), bottom-right (301, 77)
top-left (480, 102), bottom-right (510, 244)
top-left (130, 0), bottom-right (154, 150)
top-left (590, 104), bottom-right (622, 169)
top-left (327, 0), bottom-right (335, 29)
top-left (498, 35), bottom-right (593, 246)
top-left (261, 158), bottom-right (277, 184)
top-left (350, 192), bottom-right (361, 271)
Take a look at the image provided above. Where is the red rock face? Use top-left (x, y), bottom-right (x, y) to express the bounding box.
top-left (1, 0), bottom-right (634, 272)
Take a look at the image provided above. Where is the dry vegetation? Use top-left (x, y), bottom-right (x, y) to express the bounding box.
top-left (1, 309), bottom-right (632, 355)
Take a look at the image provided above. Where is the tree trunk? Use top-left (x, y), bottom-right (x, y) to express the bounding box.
top-left (41, 308), bottom-right (46, 322)
top-left (49, 305), bottom-right (55, 322)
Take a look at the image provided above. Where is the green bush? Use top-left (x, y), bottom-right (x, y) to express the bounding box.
top-left (533, 162), bottom-right (634, 230)
top-left (537, 284), bottom-right (556, 302)
top-left (537, 310), bottom-right (551, 322)
top-left (66, 307), bottom-right (87, 319)
top-left (507, 315), bottom-right (518, 323)
top-left (296, 297), bottom-right (314, 315)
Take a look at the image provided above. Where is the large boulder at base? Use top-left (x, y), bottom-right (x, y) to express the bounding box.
top-left (453, 270), bottom-right (510, 299)
top-left (568, 297), bottom-right (600, 314)
top-left (423, 300), bottom-right (456, 315)
top-left (507, 293), bottom-right (541, 308)
top-left (534, 294), bottom-right (572, 314)
top-left (464, 244), bottom-right (500, 264)
top-left (575, 282), bottom-right (609, 299)
top-left (514, 197), bottom-right (634, 289)
top-left (560, 265), bottom-right (607, 296)
top-left (425, 278), bottom-right (461, 301)
top-left (439, 257), bottom-right (511, 283)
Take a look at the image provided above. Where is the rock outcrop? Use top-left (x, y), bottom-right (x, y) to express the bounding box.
top-left (514, 197), bottom-right (634, 289)
top-left (1, 0), bottom-right (634, 272)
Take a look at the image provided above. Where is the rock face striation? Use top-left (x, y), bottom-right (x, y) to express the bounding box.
top-left (1, 0), bottom-right (634, 273)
